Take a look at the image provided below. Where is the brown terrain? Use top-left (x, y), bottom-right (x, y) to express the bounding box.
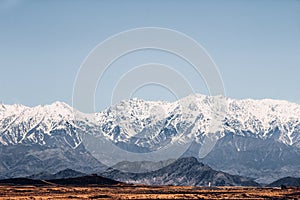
top-left (0, 185), bottom-right (299, 199)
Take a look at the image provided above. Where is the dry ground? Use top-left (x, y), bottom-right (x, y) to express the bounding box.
top-left (0, 185), bottom-right (299, 199)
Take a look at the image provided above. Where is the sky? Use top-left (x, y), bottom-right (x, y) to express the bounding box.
top-left (0, 0), bottom-right (299, 111)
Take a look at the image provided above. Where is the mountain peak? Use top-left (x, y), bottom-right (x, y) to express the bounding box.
top-left (102, 156), bottom-right (259, 186)
top-left (0, 94), bottom-right (300, 184)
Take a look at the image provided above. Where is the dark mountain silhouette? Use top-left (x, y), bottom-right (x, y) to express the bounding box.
top-left (0, 174), bottom-right (121, 186)
top-left (267, 177), bottom-right (300, 187)
top-left (28, 168), bottom-right (86, 180)
top-left (102, 157), bottom-right (260, 186)
top-left (0, 178), bottom-right (46, 186)
top-left (48, 174), bottom-right (121, 186)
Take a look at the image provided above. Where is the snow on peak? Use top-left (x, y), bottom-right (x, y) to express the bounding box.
top-left (0, 94), bottom-right (300, 147)
top-left (95, 94), bottom-right (300, 147)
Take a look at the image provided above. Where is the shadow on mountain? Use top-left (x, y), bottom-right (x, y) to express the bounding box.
top-left (1, 157), bottom-right (299, 188)
top-left (267, 177), bottom-right (300, 187)
top-left (28, 168), bottom-right (86, 180)
top-left (48, 174), bottom-right (121, 186)
top-left (0, 174), bottom-right (121, 186)
top-left (0, 178), bottom-right (46, 186)
top-left (102, 157), bottom-right (260, 187)
top-left (0, 144), bottom-right (106, 179)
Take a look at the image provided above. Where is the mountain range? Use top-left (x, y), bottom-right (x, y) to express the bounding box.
top-left (0, 94), bottom-right (299, 183)
top-left (102, 157), bottom-right (259, 186)
top-left (23, 158), bottom-right (260, 187)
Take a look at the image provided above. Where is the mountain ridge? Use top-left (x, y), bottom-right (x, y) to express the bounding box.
top-left (1, 94), bottom-right (300, 147)
top-left (0, 94), bottom-right (299, 183)
top-left (102, 157), bottom-right (260, 186)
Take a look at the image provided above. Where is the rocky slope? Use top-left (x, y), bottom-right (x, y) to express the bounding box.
top-left (0, 94), bottom-right (299, 183)
top-left (267, 177), bottom-right (300, 187)
top-left (102, 157), bottom-right (259, 186)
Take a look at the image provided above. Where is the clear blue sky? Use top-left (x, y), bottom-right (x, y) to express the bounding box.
top-left (0, 0), bottom-right (299, 111)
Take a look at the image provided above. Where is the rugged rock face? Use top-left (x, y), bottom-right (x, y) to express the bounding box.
top-left (0, 144), bottom-right (105, 179)
top-left (194, 134), bottom-right (300, 183)
top-left (0, 94), bottom-right (299, 183)
top-left (102, 157), bottom-right (259, 186)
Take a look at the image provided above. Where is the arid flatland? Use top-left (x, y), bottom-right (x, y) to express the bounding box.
top-left (0, 185), bottom-right (299, 199)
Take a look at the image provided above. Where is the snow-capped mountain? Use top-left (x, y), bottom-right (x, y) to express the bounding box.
top-left (0, 101), bottom-right (98, 148)
top-left (0, 94), bottom-right (299, 183)
top-left (95, 94), bottom-right (300, 151)
top-left (0, 102), bottom-right (105, 178)
top-left (1, 94), bottom-right (300, 149)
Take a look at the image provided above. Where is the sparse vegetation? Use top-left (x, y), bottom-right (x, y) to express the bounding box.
top-left (0, 185), bottom-right (299, 199)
